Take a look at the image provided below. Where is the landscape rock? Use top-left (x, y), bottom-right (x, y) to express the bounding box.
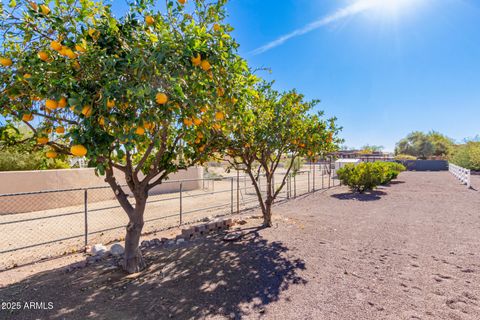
top-left (91, 244), bottom-right (107, 256)
top-left (141, 240), bottom-right (151, 248)
top-left (86, 255), bottom-right (102, 265)
top-left (151, 238), bottom-right (162, 246)
top-left (215, 221), bottom-right (225, 230)
top-left (194, 224), bottom-right (207, 235)
top-left (110, 243), bottom-right (125, 256)
top-left (181, 228), bottom-right (195, 239)
top-left (223, 232), bottom-right (243, 242)
top-left (207, 222), bottom-right (217, 231)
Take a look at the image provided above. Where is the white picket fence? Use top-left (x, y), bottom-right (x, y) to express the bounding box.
top-left (449, 163), bottom-right (471, 188)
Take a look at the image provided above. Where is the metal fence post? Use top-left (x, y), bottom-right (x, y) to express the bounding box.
top-left (236, 170), bottom-right (240, 213)
top-left (322, 164), bottom-right (324, 189)
top-left (328, 158), bottom-right (332, 188)
top-left (308, 171), bottom-right (311, 193)
top-left (286, 174), bottom-right (290, 199)
top-left (294, 174), bottom-right (297, 198)
top-left (179, 182), bottom-right (183, 225)
top-left (84, 189), bottom-right (88, 248)
top-left (244, 174), bottom-right (247, 193)
top-left (313, 163), bottom-right (316, 191)
top-left (230, 177), bottom-right (234, 214)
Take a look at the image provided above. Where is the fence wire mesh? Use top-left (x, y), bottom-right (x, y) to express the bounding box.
top-left (0, 164), bottom-right (339, 270)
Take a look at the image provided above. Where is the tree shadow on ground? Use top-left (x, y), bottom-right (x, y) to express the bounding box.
top-left (383, 180), bottom-right (406, 186)
top-left (330, 190), bottom-right (387, 201)
top-left (1, 227), bottom-right (307, 320)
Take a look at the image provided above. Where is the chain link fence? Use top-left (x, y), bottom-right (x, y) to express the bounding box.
top-left (0, 164), bottom-right (340, 270)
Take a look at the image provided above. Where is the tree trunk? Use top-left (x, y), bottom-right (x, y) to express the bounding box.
top-left (123, 198), bottom-right (147, 273)
top-left (263, 177), bottom-right (274, 227)
top-left (263, 200), bottom-right (273, 227)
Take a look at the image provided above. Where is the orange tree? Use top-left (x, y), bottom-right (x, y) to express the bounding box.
top-left (224, 83), bottom-right (341, 226)
top-left (0, 0), bottom-right (246, 273)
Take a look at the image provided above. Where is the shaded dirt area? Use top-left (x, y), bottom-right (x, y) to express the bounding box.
top-left (1, 171), bottom-right (479, 319)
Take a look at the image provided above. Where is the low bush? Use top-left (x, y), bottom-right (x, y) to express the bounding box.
top-left (381, 162), bottom-right (406, 183)
top-left (394, 154), bottom-right (417, 161)
top-left (449, 142), bottom-right (480, 171)
top-left (337, 162), bottom-right (406, 193)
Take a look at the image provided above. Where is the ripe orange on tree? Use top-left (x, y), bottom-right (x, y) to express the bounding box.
top-left (155, 93), bottom-right (168, 104)
top-left (215, 111), bottom-right (225, 121)
top-left (0, 57), bottom-right (13, 67)
top-left (107, 99), bottom-right (115, 108)
top-left (58, 97), bottom-right (68, 108)
top-left (38, 51), bottom-right (49, 61)
top-left (50, 41), bottom-right (62, 51)
top-left (145, 16), bottom-right (155, 26)
top-left (40, 4), bottom-right (50, 15)
top-left (201, 60), bottom-right (211, 71)
top-left (71, 145), bottom-right (87, 157)
top-left (191, 54), bottom-right (201, 66)
top-left (46, 99), bottom-right (59, 110)
top-left (46, 151), bottom-right (58, 159)
top-left (37, 137), bottom-right (49, 144)
top-left (22, 114), bottom-right (34, 122)
top-left (82, 105), bottom-right (92, 117)
top-left (193, 118), bottom-right (202, 126)
top-left (135, 127), bottom-right (146, 135)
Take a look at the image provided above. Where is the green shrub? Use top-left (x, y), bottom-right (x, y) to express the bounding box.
top-left (337, 162), bottom-right (405, 193)
top-left (449, 142), bottom-right (480, 171)
top-left (394, 154), bottom-right (417, 161)
top-left (0, 150), bottom-right (71, 171)
top-left (381, 162), bottom-right (406, 183)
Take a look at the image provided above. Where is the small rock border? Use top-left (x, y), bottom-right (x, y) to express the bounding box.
top-left (65, 218), bottom-right (236, 273)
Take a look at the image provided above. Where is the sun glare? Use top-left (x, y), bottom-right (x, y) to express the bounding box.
top-left (350, 0), bottom-right (425, 26)
top-left (366, 0), bottom-right (418, 16)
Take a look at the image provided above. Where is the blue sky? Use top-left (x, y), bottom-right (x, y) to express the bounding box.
top-left (221, 0), bottom-right (480, 151)
top-left (8, 0), bottom-right (476, 152)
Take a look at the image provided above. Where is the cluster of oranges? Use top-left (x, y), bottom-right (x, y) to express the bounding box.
top-left (191, 53), bottom-right (212, 72)
top-left (49, 40), bottom-right (78, 59)
top-left (45, 97), bottom-right (68, 110)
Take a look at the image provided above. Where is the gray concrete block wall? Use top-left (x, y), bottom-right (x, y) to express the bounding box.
top-left (397, 160), bottom-right (448, 171)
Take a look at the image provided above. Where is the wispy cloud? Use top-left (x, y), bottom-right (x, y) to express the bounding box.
top-left (251, 0), bottom-right (377, 55)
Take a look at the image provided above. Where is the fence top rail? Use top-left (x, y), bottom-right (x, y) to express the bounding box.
top-left (0, 168), bottom-right (320, 198)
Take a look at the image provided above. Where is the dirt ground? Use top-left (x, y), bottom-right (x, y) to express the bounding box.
top-left (0, 171), bottom-right (479, 320)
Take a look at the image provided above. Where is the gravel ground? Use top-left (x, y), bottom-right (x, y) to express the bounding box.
top-left (1, 171), bottom-right (479, 319)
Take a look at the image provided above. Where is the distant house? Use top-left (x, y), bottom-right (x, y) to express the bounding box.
top-left (334, 158), bottom-right (361, 174)
top-left (331, 150), bottom-right (394, 162)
